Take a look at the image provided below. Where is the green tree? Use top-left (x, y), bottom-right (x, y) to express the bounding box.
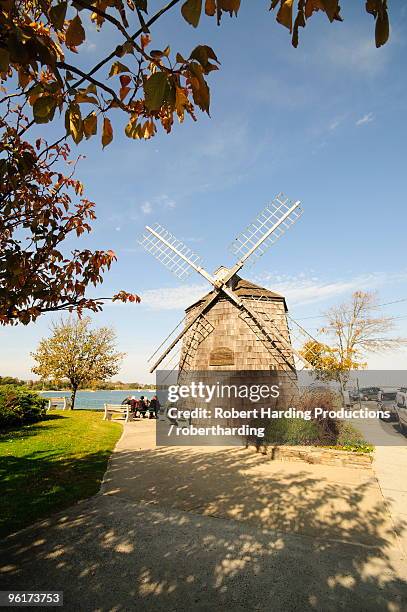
top-left (31, 316), bottom-right (125, 408)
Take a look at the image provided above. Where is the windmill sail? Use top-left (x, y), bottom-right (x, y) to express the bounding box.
top-left (229, 193), bottom-right (303, 268)
top-left (140, 190), bottom-right (310, 374)
top-left (139, 223), bottom-right (208, 281)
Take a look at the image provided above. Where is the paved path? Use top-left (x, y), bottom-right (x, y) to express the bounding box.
top-left (350, 405), bottom-right (407, 559)
top-left (1, 418), bottom-right (407, 611)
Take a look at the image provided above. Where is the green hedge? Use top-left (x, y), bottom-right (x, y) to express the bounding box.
top-left (0, 385), bottom-right (47, 429)
top-left (265, 418), bottom-right (323, 446)
top-left (264, 418), bottom-right (371, 452)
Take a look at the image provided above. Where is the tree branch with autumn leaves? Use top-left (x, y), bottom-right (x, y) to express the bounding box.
top-left (0, 114), bottom-right (140, 325)
top-left (0, 0), bottom-right (390, 325)
top-left (0, 1), bottom-right (390, 147)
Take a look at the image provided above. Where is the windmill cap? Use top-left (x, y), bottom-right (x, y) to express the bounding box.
top-left (185, 275), bottom-right (287, 312)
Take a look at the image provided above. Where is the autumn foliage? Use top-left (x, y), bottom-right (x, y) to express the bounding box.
top-left (0, 1), bottom-right (390, 146)
top-left (0, 108), bottom-right (139, 325)
top-left (0, 1), bottom-right (390, 325)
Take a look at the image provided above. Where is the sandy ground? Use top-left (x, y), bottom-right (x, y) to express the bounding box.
top-left (1, 418), bottom-right (406, 611)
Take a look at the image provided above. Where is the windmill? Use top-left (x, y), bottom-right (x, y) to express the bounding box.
top-left (139, 193), bottom-right (320, 386)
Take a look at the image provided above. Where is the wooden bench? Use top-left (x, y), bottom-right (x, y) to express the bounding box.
top-left (47, 397), bottom-right (70, 411)
top-left (103, 403), bottom-right (134, 423)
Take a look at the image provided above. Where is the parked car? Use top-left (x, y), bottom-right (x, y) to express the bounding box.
top-left (396, 387), bottom-right (407, 434)
top-left (378, 388), bottom-right (398, 421)
top-left (349, 389), bottom-right (361, 402)
top-left (359, 386), bottom-right (381, 401)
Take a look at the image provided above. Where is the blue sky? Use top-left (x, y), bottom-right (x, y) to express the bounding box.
top-left (1, 2), bottom-right (407, 381)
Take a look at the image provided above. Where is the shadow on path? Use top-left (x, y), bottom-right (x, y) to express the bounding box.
top-left (1, 442), bottom-right (406, 610)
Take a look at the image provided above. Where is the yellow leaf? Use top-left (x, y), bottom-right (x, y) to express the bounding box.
top-left (102, 117), bottom-right (113, 148)
top-left (33, 95), bottom-right (57, 124)
top-left (83, 112), bottom-right (97, 139)
top-left (181, 0), bottom-right (202, 28)
top-left (142, 120), bottom-right (156, 139)
top-left (125, 116), bottom-right (142, 139)
top-left (65, 103), bottom-right (83, 144)
top-left (277, 0), bottom-right (294, 32)
top-left (65, 15), bottom-right (85, 49)
top-left (109, 61), bottom-right (130, 77)
top-left (84, 83), bottom-right (98, 95)
top-left (75, 93), bottom-right (98, 104)
top-left (188, 63), bottom-right (210, 113)
top-left (175, 86), bottom-right (188, 121)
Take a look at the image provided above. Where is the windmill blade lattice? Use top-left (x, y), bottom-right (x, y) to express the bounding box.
top-left (229, 193), bottom-right (303, 267)
top-left (287, 314), bottom-right (332, 371)
top-left (249, 294), bottom-right (329, 371)
top-left (139, 224), bottom-right (204, 281)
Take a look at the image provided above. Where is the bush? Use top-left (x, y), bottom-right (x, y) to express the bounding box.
top-left (0, 385), bottom-right (47, 429)
top-left (265, 417), bottom-right (321, 445)
top-left (263, 388), bottom-right (371, 452)
top-left (333, 421), bottom-right (374, 453)
top-left (264, 388), bottom-right (340, 446)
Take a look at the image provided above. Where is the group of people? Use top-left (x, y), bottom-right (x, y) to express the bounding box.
top-left (122, 395), bottom-right (161, 419)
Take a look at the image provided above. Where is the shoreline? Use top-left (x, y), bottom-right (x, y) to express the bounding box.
top-left (39, 389), bottom-right (156, 393)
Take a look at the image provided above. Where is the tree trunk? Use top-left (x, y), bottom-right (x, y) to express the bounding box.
top-left (338, 372), bottom-right (346, 406)
top-left (70, 385), bottom-right (78, 410)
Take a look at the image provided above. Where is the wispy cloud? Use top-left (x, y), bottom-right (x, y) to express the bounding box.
top-left (156, 194), bottom-right (176, 210)
top-left (321, 34), bottom-right (389, 77)
top-left (140, 284), bottom-right (207, 311)
top-left (328, 119), bottom-right (341, 131)
top-left (141, 201), bottom-right (153, 215)
top-left (135, 270), bottom-right (407, 312)
top-left (256, 270), bottom-right (407, 308)
top-left (356, 112), bottom-right (375, 126)
top-left (139, 194), bottom-right (176, 217)
top-left (327, 114), bottom-right (349, 132)
top-left (163, 115), bottom-right (265, 196)
top-left (183, 236), bottom-right (204, 244)
top-left (251, 74), bottom-right (313, 109)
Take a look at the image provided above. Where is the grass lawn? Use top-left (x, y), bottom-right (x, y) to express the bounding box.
top-left (0, 411), bottom-right (122, 538)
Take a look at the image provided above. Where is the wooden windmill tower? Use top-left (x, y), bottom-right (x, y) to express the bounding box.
top-left (140, 193), bottom-right (317, 384)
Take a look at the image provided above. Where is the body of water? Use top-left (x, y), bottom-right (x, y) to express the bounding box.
top-left (40, 390), bottom-right (156, 410)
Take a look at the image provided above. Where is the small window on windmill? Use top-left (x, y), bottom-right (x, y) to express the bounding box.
top-left (209, 347), bottom-right (235, 366)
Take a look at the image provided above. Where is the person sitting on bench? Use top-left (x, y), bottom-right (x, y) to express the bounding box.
top-left (139, 396), bottom-right (148, 418)
top-left (149, 396), bottom-right (160, 419)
